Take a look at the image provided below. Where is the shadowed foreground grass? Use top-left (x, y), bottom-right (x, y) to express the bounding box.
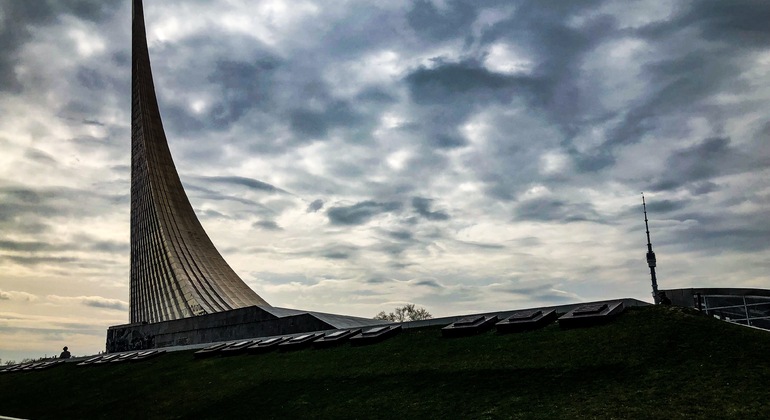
top-left (1, 305), bottom-right (769, 419)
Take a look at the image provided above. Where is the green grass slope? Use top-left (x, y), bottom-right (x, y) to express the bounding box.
top-left (1, 306), bottom-right (768, 419)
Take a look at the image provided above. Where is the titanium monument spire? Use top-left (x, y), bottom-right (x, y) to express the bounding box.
top-left (130, 0), bottom-right (269, 323)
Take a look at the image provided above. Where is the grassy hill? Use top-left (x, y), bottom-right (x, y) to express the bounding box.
top-left (1, 305), bottom-right (768, 419)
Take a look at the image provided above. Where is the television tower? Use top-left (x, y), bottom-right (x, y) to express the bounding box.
top-left (642, 193), bottom-right (660, 304)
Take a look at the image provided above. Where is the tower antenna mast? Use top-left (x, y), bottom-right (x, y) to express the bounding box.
top-left (642, 193), bottom-right (660, 304)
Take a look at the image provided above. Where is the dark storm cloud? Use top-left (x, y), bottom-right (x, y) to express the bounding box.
top-left (81, 237), bottom-right (129, 254)
top-left (306, 199), bottom-right (324, 213)
top-left (649, 137), bottom-right (764, 192)
top-left (149, 33), bottom-right (281, 135)
top-left (624, 198), bottom-right (770, 263)
top-left (0, 0), bottom-right (119, 92)
top-left (676, 222), bottom-right (770, 254)
top-left (59, 101), bottom-right (106, 124)
top-left (69, 134), bottom-right (126, 162)
top-left (403, 58), bottom-right (575, 199)
top-left (678, 0), bottom-right (770, 46)
top-left (206, 58), bottom-right (280, 127)
top-left (326, 201), bottom-right (402, 226)
top-left (405, 59), bottom-right (537, 106)
top-left (195, 176), bottom-right (287, 194)
top-left (0, 234), bottom-right (124, 268)
top-left (375, 241), bottom-right (413, 259)
top-left (655, 192), bottom-right (770, 255)
top-left (412, 197), bottom-right (450, 221)
top-left (0, 187), bottom-right (126, 225)
top-left (588, 56), bottom-right (742, 171)
top-left (432, 133), bottom-right (467, 149)
top-left (415, 279), bottom-right (442, 288)
top-left (406, 0), bottom-right (478, 42)
top-left (320, 245), bottom-right (359, 260)
top-left (336, 1), bottom-right (614, 205)
top-left (0, 240), bottom-right (52, 253)
top-left (622, 198), bottom-right (691, 220)
top-left (253, 220), bottom-right (282, 231)
top-left (401, 2), bottom-right (731, 176)
top-left (80, 297), bottom-right (128, 311)
top-left (475, 2), bottom-right (614, 131)
top-left (288, 100), bottom-right (365, 140)
top-left (0, 255), bottom-right (80, 266)
top-left (4, 221), bottom-right (50, 236)
top-left (327, 160), bottom-right (379, 186)
top-left (355, 87), bottom-right (396, 104)
top-left (566, 1), bottom-right (770, 171)
top-left (529, 292), bottom-right (574, 303)
top-left (152, 29), bottom-right (377, 156)
top-left (386, 230), bottom-right (413, 241)
top-left (23, 148), bottom-right (58, 166)
top-left (76, 66), bottom-right (109, 91)
top-left (688, 182), bottom-right (721, 196)
top-left (456, 240), bottom-right (506, 250)
top-left (515, 198), bottom-right (601, 223)
top-left (158, 103), bottom-right (208, 135)
top-left (322, 251), bottom-right (350, 260)
top-left (198, 209), bottom-right (229, 220)
top-left (183, 184), bottom-right (263, 207)
top-left (0, 187), bottom-right (48, 205)
top-left (501, 283), bottom-right (575, 303)
top-left (403, 59), bottom-right (543, 159)
top-left (289, 109), bottom-right (329, 138)
top-left (642, 199), bottom-right (690, 214)
top-left (82, 119), bottom-right (106, 127)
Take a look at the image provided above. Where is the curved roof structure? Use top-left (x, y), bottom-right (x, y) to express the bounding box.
top-left (130, 0), bottom-right (269, 323)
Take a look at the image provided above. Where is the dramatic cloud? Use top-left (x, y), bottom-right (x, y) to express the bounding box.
top-left (648, 137), bottom-right (766, 192)
top-left (195, 176), bottom-right (288, 194)
top-left (253, 220), bottom-right (282, 231)
top-left (307, 199), bottom-right (324, 213)
top-left (412, 197), bottom-right (450, 221)
top-left (47, 295), bottom-right (129, 311)
top-left (327, 201), bottom-right (402, 226)
top-left (405, 59), bottom-right (532, 106)
top-left (515, 197), bottom-right (602, 224)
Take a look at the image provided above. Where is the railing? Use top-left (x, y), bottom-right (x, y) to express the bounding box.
top-left (696, 294), bottom-right (770, 330)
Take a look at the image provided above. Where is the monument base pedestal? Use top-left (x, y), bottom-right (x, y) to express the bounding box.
top-left (106, 305), bottom-right (384, 353)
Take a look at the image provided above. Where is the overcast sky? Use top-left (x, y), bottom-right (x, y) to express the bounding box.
top-left (1, 0), bottom-right (769, 362)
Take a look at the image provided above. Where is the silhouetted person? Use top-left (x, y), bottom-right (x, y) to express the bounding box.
top-left (658, 292), bottom-right (672, 305)
top-left (59, 346), bottom-right (71, 359)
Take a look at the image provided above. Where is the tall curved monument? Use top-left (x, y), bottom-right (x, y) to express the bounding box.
top-left (108, 1), bottom-right (385, 352)
top-left (130, 0), bottom-right (269, 323)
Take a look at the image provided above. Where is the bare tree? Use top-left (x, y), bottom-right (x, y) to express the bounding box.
top-left (374, 304), bottom-right (432, 322)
